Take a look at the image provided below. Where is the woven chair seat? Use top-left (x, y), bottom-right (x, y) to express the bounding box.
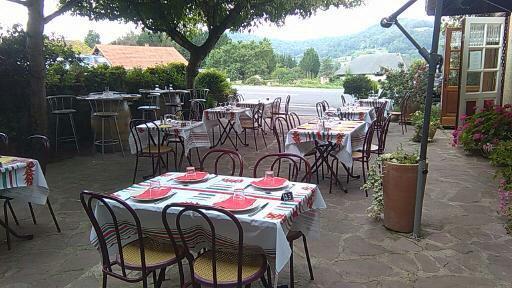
top-left (352, 151), bottom-right (364, 159)
top-left (389, 111), bottom-right (402, 115)
top-left (117, 238), bottom-right (180, 270)
top-left (193, 250), bottom-right (267, 285)
top-left (93, 111), bottom-right (118, 118)
top-left (138, 106), bottom-right (160, 110)
top-left (142, 145), bottom-right (174, 154)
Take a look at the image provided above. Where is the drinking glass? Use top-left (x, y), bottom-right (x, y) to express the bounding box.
top-left (265, 170), bottom-right (274, 184)
top-left (186, 166), bottom-right (196, 178)
top-left (149, 180), bottom-right (161, 197)
top-left (233, 185), bottom-right (246, 201)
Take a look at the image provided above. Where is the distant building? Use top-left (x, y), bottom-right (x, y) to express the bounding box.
top-left (334, 53), bottom-right (406, 77)
top-left (91, 44), bottom-right (188, 69)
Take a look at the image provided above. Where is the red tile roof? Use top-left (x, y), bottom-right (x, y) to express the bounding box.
top-left (92, 44), bottom-right (188, 69)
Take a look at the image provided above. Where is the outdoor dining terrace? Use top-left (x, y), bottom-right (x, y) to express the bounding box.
top-left (1, 95), bottom-right (511, 287)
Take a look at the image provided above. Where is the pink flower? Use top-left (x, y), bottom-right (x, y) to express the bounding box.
top-left (474, 118), bottom-right (483, 124)
top-left (460, 114), bottom-right (468, 121)
top-left (473, 133), bottom-right (483, 141)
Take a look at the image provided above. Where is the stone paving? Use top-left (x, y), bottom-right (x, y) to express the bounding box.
top-left (1, 123), bottom-right (511, 288)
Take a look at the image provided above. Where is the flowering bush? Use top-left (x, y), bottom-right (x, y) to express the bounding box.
top-left (489, 141), bottom-right (512, 232)
top-left (452, 104), bottom-right (512, 153)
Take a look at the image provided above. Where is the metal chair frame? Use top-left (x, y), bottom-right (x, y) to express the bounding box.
top-left (241, 103), bottom-right (267, 151)
top-left (199, 148), bottom-right (244, 177)
top-left (47, 95), bottom-right (79, 152)
top-left (138, 92), bottom-right (161, 121)
top-left (130, 119), bottom-right (175, 183)
top-left (81, 191), bottom-right (180, 288)
top-left (88, 98), bottom-right (125, 158)
top-left (162, 203), bottom-right (271, 288)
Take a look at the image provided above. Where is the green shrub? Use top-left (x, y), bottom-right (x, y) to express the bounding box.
top-left (272, 66), bottom-right (304, 84)
top-left (244, 75), bottom-right (265, 85)
top-left (195, 69), bottom-right (233, 103)
top-left (145, 63), bottom-right (186, 90)
top-left (343, 75), bottom-right (374, 99)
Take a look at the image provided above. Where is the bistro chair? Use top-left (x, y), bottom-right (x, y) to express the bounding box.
top-left (287, 112), bottom-right (301, 129)
top-left (188, 88), bottom-right (209, 101)
top-left (81, 191), bottom-right (185, 288)
top-left (162, 91), bottom-right (187, 115)
top-left (340, 94), bottom-right (347, 106)
top-left (265, 97), bottom-right (282, 131)
top-left (373, 101), bottom-right (387, 147)
top-left (272, 95), bottom-right (291, 119)
top-left (162, 203), bottom-right (272, 288)
top-left (199, 148), bottom-right (244, 177)
top-left (371, 115), bottom-right (392, 156)
top-left (315, 101), bottom-right (328, 118)
top-left (130, 119), bottom-right (176, 183)
top-left (47, 95), bottom-right (80, 152)
top-left (389, 93), bottom-right (411, 135)
top-left (138, 92), bottom-right (161, 121)
top-left (88, 98), bottom-right (125, 158)
top-left (0, 133), bottom-right (8, 154)
top-left (190, 100), bottom-right (205, 121)
top-left (349, 122), bottom-right (376, 195)
top-left (240, 103), bottom-right (267, 151)
top-left (253, 153), bottom-right (314, 287)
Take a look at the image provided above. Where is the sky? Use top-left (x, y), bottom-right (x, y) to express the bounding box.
top-left (0, 0), bottom-right (431, 43)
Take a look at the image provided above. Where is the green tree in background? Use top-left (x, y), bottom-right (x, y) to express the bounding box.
top-left (205, 39), bottom-right (276, 81)
top-left (276, 54), bottom-right (297, 69)
top-left (343, 74), bottom-right (374, 98)
top-left (319, 57), bottom-right (338, 77)
top-left (73, 0), bottom-right (363, 88)
top-left (300, 48), bottom-right (320, 78)
top-left (84, 30), bottom-right (101, 48)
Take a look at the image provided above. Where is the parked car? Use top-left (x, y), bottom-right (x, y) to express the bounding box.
top-left (78, 55), bottom-right (110, 67)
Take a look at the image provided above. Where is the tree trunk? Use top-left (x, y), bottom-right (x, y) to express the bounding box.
top-left (186, 52), bottom-right (202, 89)
top-left (26, 0), bottom-right (48, 135)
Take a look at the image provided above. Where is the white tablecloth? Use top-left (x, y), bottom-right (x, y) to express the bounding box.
top-left (128, 121), bottom-right (210, 155)
top-left (357, 98), bottom-right (393, 114)
top-left (237, 99), bottom-right (273, 118)
top-left (90, 172), bottom-right (326, 274)
top-left (285, 120), bottom-right (367, 168)
top-left (0, 156), bottom-right (49, 205)
top-left (202, 107), bottom-right (251, 133)
top-left (325, 107), bottom-right (376, 124)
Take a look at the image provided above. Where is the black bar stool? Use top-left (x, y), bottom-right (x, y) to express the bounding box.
top-left (87, 97), bottom-right (125, 158)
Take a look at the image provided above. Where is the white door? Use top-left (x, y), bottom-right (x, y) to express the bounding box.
top-left (458, 17), bottom-right (505, 124)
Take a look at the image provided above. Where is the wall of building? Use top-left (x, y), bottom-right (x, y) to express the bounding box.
top-left (503, 19), bottom-right (512, 105)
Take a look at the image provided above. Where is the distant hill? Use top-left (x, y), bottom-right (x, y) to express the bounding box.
top-left (229, 19), bottom-right (433, 60)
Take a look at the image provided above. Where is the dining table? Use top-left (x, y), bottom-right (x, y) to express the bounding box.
top-left (128, 120), bottom-right (211, 166)
top-left (0, 156), bottom-right (50, 243)
top-left (89, 172), bottom-right (326, 285)
top-left (325, 106), bottom-right (376, 124)
top-left (202, 106), bottom-right (251, 150)
top-left (357, 98), bottom-right (394, 114)
top-left (285, 119), bottom-right (367, 192)
top-left (237, 98), bottom-right (274, 118)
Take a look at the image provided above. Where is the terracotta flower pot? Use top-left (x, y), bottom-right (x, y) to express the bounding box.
top-left (382, 161), bottom-right (426, 233)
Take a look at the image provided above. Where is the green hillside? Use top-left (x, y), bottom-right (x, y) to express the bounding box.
top-left (229, 19), bottom-right (434, 59)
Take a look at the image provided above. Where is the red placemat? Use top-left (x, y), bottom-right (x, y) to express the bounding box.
top-left (175, 172), bottom-right (209, 181)
top-left (133, 187), bottom-right (172, 200)
top-left (214, 197), bottom-right (256, 210)
top-left (251, 177), bottom-right (288, 188)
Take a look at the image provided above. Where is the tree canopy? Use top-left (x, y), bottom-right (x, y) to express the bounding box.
top-left (84, 29), bottom-right (101, 48)
top-left (204, 39), bottom-right (276, 81)
top-left (300, 47), bottom-right (320, 78)
top-left (72, 0), bottom-right (363, 87)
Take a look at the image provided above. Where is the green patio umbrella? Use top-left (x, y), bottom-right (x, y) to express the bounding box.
top-left (381, 0), bottom-right (512, 238)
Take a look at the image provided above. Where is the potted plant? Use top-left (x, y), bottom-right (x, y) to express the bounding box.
top-left (363, 147), bottom-right (422, 233)
top-left (411, 105), bottom-right (441, 142)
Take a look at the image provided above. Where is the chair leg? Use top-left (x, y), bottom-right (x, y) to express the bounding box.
top-left (289, 241), bottom-right (295, 288)
top-left (178, 261), bottom-right (185, 287)
top-left (46, 199), bottom-right (61, 233)
top-left (114, 117), bottom-right (125, 157)
top-left (7, 201), bottom-right (19, 226)
top-left (133, 155), bottom-right (139, 184)
top-left (253, 129), bottom-right (258, 151)
top-left (302, 235), bottom-right (314, 280)
top-left (55, 114), bottom-right (59, 152)
top-left (28, 202), bottom-right (37, 224)
top-left (69, 113), bottom-right (80, 153)
top-left (4, 201), bottom-right (11, 250)
top-left (260, 275), bottom-right (269, 288)
top-left (266, 265), bottom-right (272, 288)
top-left (155, 267), bottom-right (166, 288)
top-left (102, 272), bottom-right (107, 288)
top-left (101, 118), bottom-right (105, 159)
top-left (261, 128), bottom-right (267, 148)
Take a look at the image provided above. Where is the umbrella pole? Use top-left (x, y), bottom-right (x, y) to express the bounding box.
top-left (412, 0), bottom-right (445, 238)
